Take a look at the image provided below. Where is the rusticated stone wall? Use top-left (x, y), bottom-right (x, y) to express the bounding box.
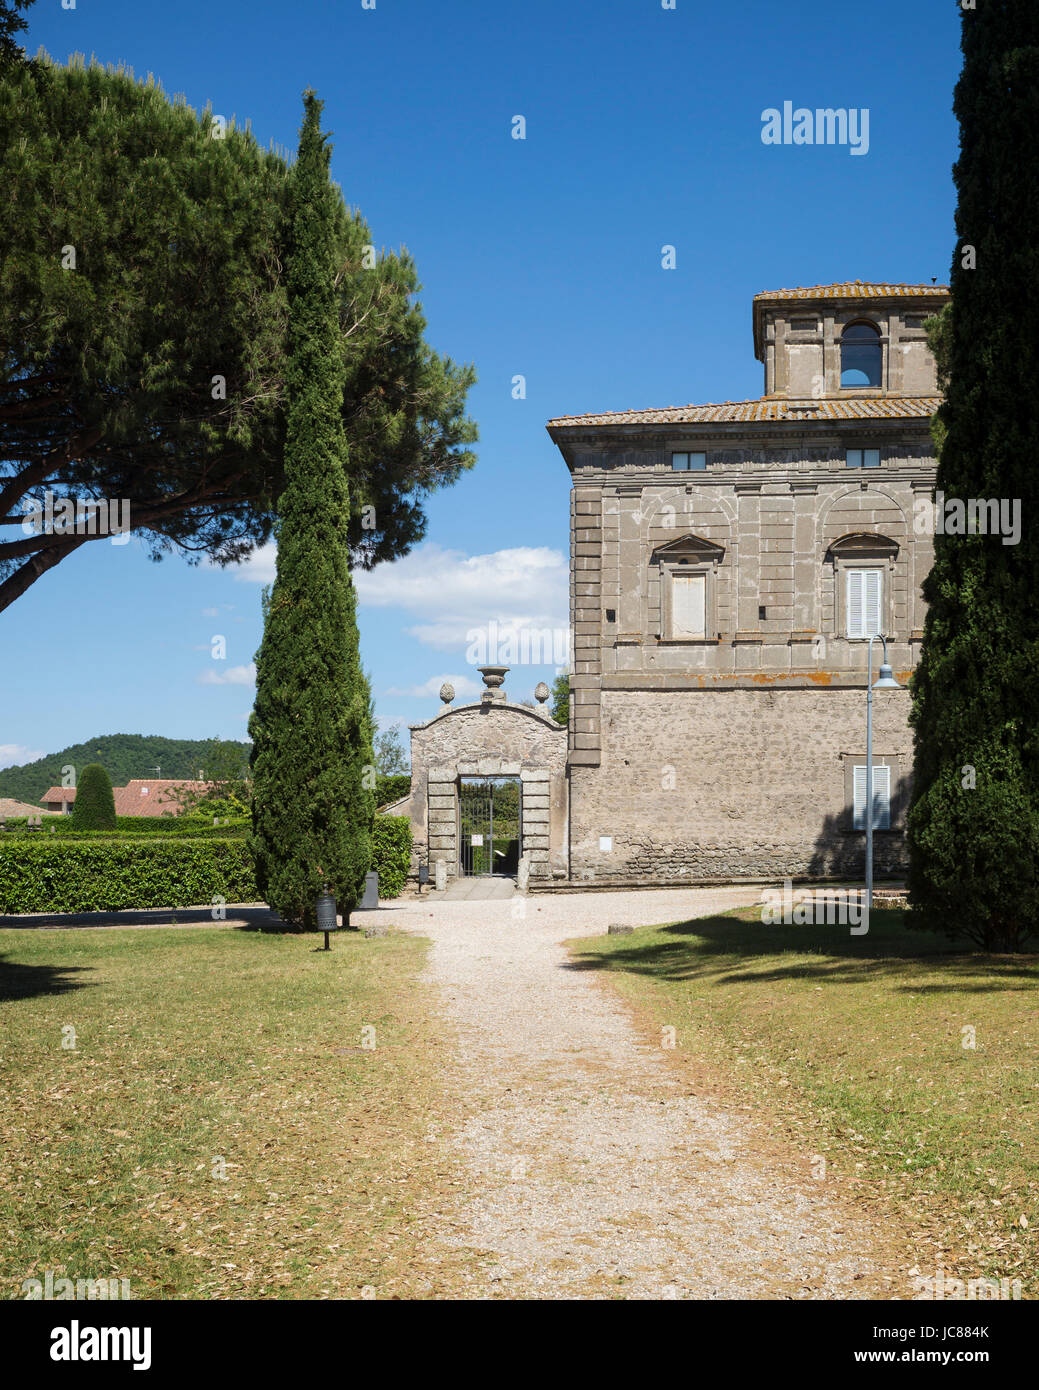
top-left (568, 687), bottom-right (913, 885)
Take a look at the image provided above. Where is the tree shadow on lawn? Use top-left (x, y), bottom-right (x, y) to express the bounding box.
top-left (564, 910), bottom-right (1039, 995)
top-left (0, 953), bottom-right (95, 1002)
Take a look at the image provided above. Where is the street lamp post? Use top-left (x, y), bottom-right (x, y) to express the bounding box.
top-left (864, 633), bottom-right (902, 935)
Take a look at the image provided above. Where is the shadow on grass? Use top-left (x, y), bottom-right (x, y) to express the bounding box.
top-left (565, 910), bottom-right (1039, 994)
top-left (0, 954), bottom-right (95, 1002)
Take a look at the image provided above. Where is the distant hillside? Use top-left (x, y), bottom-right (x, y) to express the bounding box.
top-left (0, 735), bottom-right (251, 806)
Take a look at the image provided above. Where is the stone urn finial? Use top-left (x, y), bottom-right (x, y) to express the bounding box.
top-left (439, 682), bottom-right (454, 705)
top-left (534, 681), bottom-right (550, 704)
top-left (477, 665), bottom-right (509, 703)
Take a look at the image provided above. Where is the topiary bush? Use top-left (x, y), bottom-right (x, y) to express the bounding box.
top-left (70, 764), bottom-right (117, 830)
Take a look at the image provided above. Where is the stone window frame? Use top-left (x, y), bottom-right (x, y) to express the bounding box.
top-left (839, 752), bottom-right (906, 833)
top-left (651, 535), bottom-right (725, 644)
top-left (826, 533), bottom-right (899, 642)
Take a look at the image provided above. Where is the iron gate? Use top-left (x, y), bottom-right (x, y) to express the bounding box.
top-left (459, 777), bottom-right (521, 877)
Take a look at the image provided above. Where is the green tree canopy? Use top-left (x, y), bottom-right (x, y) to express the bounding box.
top-left (550, 671), bottom-right (570, 727)
top-left (0, 1), bottom-right (33, 68)
top-left (249, 93), bottom-right (374, 927)
top-left (907, 1), bottom-right (1039, 951)
top-left (0, 55), bottom-right (476, 613)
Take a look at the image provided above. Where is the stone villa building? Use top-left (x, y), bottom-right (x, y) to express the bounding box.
top-left (403, 281), bottom-right (949, 888)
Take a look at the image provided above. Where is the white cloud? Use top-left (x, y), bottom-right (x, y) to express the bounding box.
top-left (201, 607), bottom-right (220, 618)
top-left (226, 540), bottom-right (570, 658)
top-left (0, 743), bottom-right (46, 770)
top-left (357, 543), bottom-right (568, 652)
top-left (198, 663), bottom-right (257, 687)
top-left (229, 542), bottom-right (276, 584)
top-left (384, 673), bottom-right (482, 700)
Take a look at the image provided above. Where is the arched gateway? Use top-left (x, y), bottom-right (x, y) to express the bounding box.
top-left (400, 668), bottom-right (568, 887)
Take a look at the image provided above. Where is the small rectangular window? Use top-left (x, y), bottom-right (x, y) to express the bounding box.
top-left (846, 447), bottom-right (881, 468)
top-left (853, 764), bottom-right (891, 830)
top-left (672, 452), bottom-right (706, 471)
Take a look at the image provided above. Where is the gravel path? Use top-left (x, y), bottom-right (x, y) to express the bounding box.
top-left (368, 887), bottom-right (900, 1300)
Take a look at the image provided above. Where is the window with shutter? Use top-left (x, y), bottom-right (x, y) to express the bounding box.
top-left (846, 567), bottom-right (882, 638)
top-left (671, 573), bottom-right (706, 638)
top-left (853, 764), bottom-right (891, 830)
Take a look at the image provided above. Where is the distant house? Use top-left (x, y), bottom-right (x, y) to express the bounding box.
top-left (39, 779), bottom-right (211, 817)
top-left (0, 797), bottom-right (55, 818)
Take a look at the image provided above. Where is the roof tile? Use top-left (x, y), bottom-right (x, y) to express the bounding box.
top-left (547, 396), bottom-right (941, 430)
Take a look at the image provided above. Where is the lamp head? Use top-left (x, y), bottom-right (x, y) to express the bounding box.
top-left (872, 662), bottom-right (901, 690)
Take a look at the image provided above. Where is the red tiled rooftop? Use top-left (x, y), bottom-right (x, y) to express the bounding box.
top-left (752, 280), bottom-right (949, 302)
top-left (547, 395), bottom-right (941, 430)
top-left (40, 778), bottom-right (212, 817)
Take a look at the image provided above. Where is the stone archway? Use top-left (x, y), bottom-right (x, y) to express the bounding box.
top-left (403, 669), bottom-right (568, 887)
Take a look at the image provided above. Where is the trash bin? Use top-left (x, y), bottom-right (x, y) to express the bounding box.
top-left (361, 871), bottom-right (379, 910)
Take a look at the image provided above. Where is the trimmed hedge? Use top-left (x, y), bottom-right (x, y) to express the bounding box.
top-left (0, 839), bottom-right (256, 914)
top-left (0, 816), bottom-right (413, 914)
top-left (370, 815), bottom-right (411, 899)
top-left (0, 816), bottom-right (249, 840)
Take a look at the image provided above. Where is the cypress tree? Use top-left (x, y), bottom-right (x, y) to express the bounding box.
top-left (248, 93), bottom-right (373, 929)
top-left (907, 2), bottom-right (1039, 951)
top-left (71, 763), bottom-right (116, 830)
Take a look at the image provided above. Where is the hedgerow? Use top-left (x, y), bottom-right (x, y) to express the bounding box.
top-left (0, 816), bottom-right (412, 913)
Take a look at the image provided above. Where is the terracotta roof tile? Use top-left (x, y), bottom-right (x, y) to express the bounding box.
top-left (113, 779), bottom-right (210, 817)
top-left (39, 779), bottom-right (212, 817)
top-left (753, 280), bottom-right (949, 301)
top-left (41, 786), bottom-right (76, 804)
top-left (0, 798), bottom-right (53, 817)
top-left (547, 396), bottom-right (941, 430)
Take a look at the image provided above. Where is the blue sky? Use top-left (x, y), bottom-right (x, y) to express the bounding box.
top-left (0, 0), bottom-right (961, 768)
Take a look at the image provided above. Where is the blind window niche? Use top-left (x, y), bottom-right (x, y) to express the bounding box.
top-left (853, 764), bottom-right (891, 830)
top-left (671, 572), bottom-right (707, 638)
top-left (846, 567), bottom-right (882, 639)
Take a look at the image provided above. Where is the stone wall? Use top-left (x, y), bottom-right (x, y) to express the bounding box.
top-left (407, 699), bottom-right (567, 883)
top-left (568, 687), bottom-right (913, 884)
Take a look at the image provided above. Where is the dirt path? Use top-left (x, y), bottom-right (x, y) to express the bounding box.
top-left (372, 887), bottom-right (904, 1299)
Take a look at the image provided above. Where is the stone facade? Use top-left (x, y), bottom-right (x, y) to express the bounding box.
top-left (405, 686), bottom-right (567, 884)
top-left (547, 281), bottom-right (950, 885)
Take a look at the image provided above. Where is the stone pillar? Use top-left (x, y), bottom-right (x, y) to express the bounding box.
top-left (427, 769), bottom-right (457, 882)
top-left (521, 770), bottom-right (551, 878)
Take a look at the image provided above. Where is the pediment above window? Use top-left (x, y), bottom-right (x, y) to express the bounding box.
top-left (825, 531), bottom-right (899, 562)
top-left (651, 533), bottom-right (725, 564)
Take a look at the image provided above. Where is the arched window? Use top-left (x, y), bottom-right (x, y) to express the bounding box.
top-left (840, 321), bottom-right (882, 388)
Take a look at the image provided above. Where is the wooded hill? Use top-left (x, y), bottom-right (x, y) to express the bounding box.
top-left (0, 735), bottom-right (250, 806)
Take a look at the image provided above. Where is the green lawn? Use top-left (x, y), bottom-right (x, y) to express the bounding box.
top-left (0, 926), bottom-right (469, 1300)
top-left (570, 908), bottom-right (1038, 1293)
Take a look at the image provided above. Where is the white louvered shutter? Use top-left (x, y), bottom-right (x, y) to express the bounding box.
top-left (853, 764), bottom-right (891, 830)
top-left (865, 569), bottom-right (882, 639)
top-left (847, 569), bottom-right (864, 638)
top-left (672, 573), bottom-right (706, 638)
